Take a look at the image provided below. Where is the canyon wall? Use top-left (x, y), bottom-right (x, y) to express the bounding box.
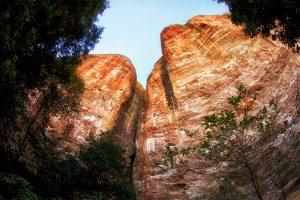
top-left (133, 15), bottom-right (300, 199)
top-left (45, 15), bottom-right (300, 199)
top-left (48, 54), bottom-right (145, 163)
top-left (4, 13), bottom-right (300, 200)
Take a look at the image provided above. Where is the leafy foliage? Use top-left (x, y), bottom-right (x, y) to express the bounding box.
top-left (203, 177), bottom-right (248, 200)
top-left (164, 85), bottom-right (300, 199)
top-left (1, 134), bottom-right (134, 200)
top-left (37, 135), bottom-right (134, 200)
top-left (216, 0), bottom-right (300, 51)
top-left (0, 0), bottom-right (108, 119)
top-left (0, 0), bottom-right (109, 178)
top-left (0, 1), bottom-right (135, 199)
top-left (163, 144), bottom-right (178, 168)
top-left (0, 172), bottom-right (40, 200)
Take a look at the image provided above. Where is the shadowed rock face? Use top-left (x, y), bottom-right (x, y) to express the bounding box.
top-left (48, 54), bottom-right (145, 163)
top-left (46, 15), bottom-right (300, 200)
top-left (133, 15), bottom-right (300, 199)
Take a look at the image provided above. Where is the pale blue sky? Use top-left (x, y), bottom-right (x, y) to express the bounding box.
top-left (91, 0), bottom-right (228, 87)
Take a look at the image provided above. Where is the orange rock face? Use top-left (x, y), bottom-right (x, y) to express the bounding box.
top-left (133, 15), bottom-right (300, 199)
top-left (48, 54), bottom-right (145, 162)
top-left (45, 15), bottom-right (300, 199)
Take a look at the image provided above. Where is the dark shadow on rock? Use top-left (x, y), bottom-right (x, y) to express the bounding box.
top-left (161, 59), bottom-right (178, 111)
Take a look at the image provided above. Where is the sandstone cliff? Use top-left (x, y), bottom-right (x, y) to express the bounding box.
top-left (133, 15), bottom-right (300, 199)
top-left (43, 15), bottom-right (300, 200)
top-left (48, 54), bottom-right (145, 163)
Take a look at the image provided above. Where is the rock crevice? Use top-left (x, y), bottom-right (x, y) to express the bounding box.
top-left (133, 15), bottom-right (300, 199)
top-left (48, 14), bottom-right (300, 200)
top-left (161, 58), bottom-right (178, 111)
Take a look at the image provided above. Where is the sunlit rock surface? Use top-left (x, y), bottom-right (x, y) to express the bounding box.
top-left (133, 15), bottom-right (300, 199)
top-left (46, 15), bottom-right (300, 199)
top-left (48, 54), bottom-right (145, 162)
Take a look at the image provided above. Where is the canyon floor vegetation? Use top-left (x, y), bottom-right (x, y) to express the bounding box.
top-left (0, 1), bottom-right (134, 199)
top-left (1, 1), bottom-right (300, 200)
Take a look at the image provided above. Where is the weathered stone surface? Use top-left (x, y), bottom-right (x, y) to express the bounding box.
top-left (40, 15), bottom-right (300, 199)
top-left (133, 15), bottom-right (300, 199)
top-left (288, 185), bottom-right (300, 200)
top-left (48, 54), bottom-right (145, 162)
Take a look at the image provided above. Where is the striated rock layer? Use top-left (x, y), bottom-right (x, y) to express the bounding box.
top-left (48, 54), bottom-right (145, 163)
top-left (133, 15), bottom-right (300, 199)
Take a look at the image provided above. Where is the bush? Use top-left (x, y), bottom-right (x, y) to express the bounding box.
top-left (0, 172), bottom-right (40, 200)
top-left (37, 136), bottom-right (134, 199)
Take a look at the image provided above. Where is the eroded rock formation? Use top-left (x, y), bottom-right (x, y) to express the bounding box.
top-left (48, 54), bottom-right (145, 163)
top-left (133, 15), bottom-right (300, 199)
top-left (46, 15), bottom-right (300, 199)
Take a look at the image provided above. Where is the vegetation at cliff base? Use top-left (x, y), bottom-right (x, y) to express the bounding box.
top-left (0, 1), bottom-right (134, 199)
top-left (215, 0), bottom-right (300, 51)
top-left (37, 136), bottom-right (134, 199)
top-left (0, 0), bottom-right (109, 160)
top-left (0, 135), bottom-right (134, 199)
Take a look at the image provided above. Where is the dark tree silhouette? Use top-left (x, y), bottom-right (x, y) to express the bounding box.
top-left (216, 0), bottom-right (300, 51)
top-left (0, 0), bottom-right (109, 119)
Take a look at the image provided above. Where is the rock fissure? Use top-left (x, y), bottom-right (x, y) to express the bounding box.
top-left (46, 14), bottom-right (300, 200)
top-left (161, 58), bottom-right (178, 111)
top-left (133, 15), bottom-right (300, 200)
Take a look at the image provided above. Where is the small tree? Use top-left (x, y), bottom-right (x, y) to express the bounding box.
top-left (0, 172), bottom-right (40, 200)
top-left (0, 0), bottom-right (109, 171)
top-left (14, 77), bottom-right (83, 161)
top-left (0, 0), bottom-right (109, 119)
top-left (165, 85), bottom-right (300, 199)
top-left (37, 133), bottom-right (135, 200)
top-left (199, 85), bottom-right (265, 199)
